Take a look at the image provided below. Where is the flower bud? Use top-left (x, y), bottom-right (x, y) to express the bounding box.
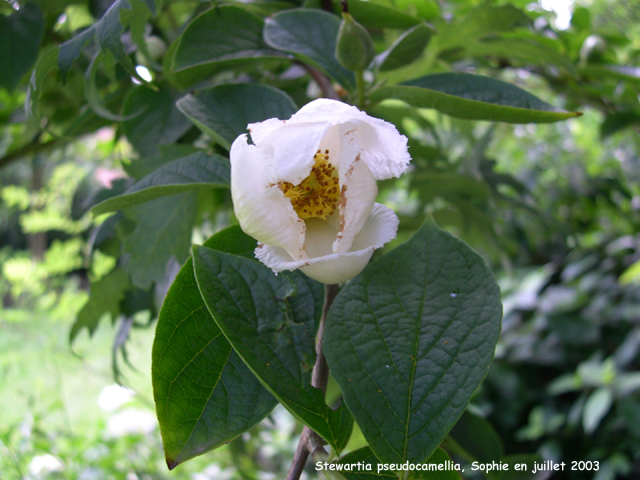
top-left (335, 13), bottom-right (375, 72)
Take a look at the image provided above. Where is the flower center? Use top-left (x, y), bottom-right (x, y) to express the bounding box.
top-left (279, 149), bottom-right (340, 220)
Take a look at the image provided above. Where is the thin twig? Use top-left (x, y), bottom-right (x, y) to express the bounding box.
top-left (0, 138), bottom-right (58, 170)
top-left (286, 284), bottom-right (340, 480)
top-left (299, 62), bottom-right (341, 101)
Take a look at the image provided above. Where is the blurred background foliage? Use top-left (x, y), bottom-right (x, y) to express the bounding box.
top-left (1, 0), bottom-right (640, 478)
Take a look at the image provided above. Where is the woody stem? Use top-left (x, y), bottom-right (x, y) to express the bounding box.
top-left (286, 283), bottom-right (340, 480)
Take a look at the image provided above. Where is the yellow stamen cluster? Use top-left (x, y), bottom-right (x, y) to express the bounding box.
top-left (279, 149), bottom-right (340, 220)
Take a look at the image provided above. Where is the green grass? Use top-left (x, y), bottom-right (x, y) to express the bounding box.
top-left (0, 305), bottom-right (306, 479)
top-left (0, 308), bottom-right (231, 479)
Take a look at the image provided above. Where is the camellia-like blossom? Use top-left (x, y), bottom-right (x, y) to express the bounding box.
top-left (230, 99), bottom-right (411, 284)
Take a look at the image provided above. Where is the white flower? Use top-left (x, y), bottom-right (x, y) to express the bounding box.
top-left (230, 99), bottom-right (410, 284)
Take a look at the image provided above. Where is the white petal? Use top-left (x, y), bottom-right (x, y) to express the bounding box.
top-left (255, 203), bottom-right (399, 284)
top-left (287, 99), bottom-right (410, 180)
top-left (230, 135), bottom-right (306, 259)
top-left (353, 118), bottom-right (411, 180)
top-left (256, 122), bottom-right (331, 184)
top-left (287, 99), bottom-right (363, 124)
top-left (250, 99), bottom-right (410, 182)
top-left (247, 118), bottom-right (285, 145)
top-left (350, 203), bottom-right (399, 251)
top-left (332, 126), bottom-right (377, 254)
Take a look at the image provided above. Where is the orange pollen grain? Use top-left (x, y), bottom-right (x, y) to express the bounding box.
top-left (279, 150), bottom-right (340, 220)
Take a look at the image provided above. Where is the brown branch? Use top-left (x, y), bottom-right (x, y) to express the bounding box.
top-left (0, 138), bottom-right (58, 170)
top-left (299, 62), bottom-right (341, 101)
top-left (286, 283), bottom-right (340, 480)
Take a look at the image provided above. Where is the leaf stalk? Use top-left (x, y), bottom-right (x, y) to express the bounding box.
top-left (286, 283), bottom-right (340, 480)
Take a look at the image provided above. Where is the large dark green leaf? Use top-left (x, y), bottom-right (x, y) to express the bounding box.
top-left (91, 152), bottom-right (230, 215)
top-left (152, 226), bottom-right (277, 469)
top-left (70, 267), bottom-right (130, 343)
top-left (124, 193), bottom-right (198, 289)
top-left (176, 84), bottom-right (297, 148)
top-left (335, 446), bottom-right (461, 479)
top-left (371, 73), bottom-right (580, 123)
top-left (264, 9), bottom-right (355, 89)
top-left (324, 218), bottom-right (502, 464)
top-left (449, 411), bottom-right (503, 464)
top-left (122, 84), bottom-right (192, 156)
top-left (172, 6), bottom-right (281, 76)
top-left (192, 246), bottom-right (353, 452)
top-left (377, 24), bottom-right (432, 72)
top-left (0, 3), bottom-right (45, 92)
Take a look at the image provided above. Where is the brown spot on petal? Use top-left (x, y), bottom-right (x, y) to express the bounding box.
top-left (344, 154), bottom-right (360, 178)
top-left (339, 184), bottom-right (348, 234)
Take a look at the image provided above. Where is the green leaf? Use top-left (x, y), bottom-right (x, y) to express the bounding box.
top-left (583, 387), bottom-right (613, 434)
top-left (324, 218), bottom-right (502, 464)
top-left (620, 259), bottom-right (640, 286)
top-left (152, 226), bottom-right (277, 469)
top-left (448, 411), bottom-right (503, 464)
top-left (70, 267), bottom-right (130, 343)
top-left (176, 84), bottom-right (297, 148)
top-left (410, 172), bottom-right (491, 203)
top-left (334, 0), bottom-right (421, 30)
top-left (91, 152), bottom-right (230, 215)
top-left (124, 144), bottom-right (201, 180)
top-left (121, 0), bottom-right (157, 65)
top-left (436, 5), bottom-right (531, 52)
top-left (58, 25), bottom-right (96, 77)
top-left (141, 0), bottom-right (156, 16)
top-left (25, 47), bottom-right (59, 121)
top-left (371, 73), bottom-right (581, 123)
top-left (122, 84), bottom-right (192, 156)
top-left (580, 65), bottom-right (640, 83)
top-left (335, 446), bottom-right (461, 479)
top-left (124, 193), bottom-right (198, 289)
top-left (377, 24), bottom-right (432, 72)
top-left (393, 0), bottom-right (440, 21)
top-left (0, 3), bottom-right (45, 92)
top-left (264, 9), bottom-right (355, 89)
top-left (172, 6), bottom-right (281, 76)
top-left (464, 38), bottom-right (575, 74)
top-left (57, 0), bottom-right (152, 81)
top-left (85, 53), bottom-right (142, 122)
top-left (95, 0), bottom-right (146, 81)
top-left (306, 0), bottom-right (421, 30)
top-left (192, 245), bottom-right (353, 452)
top-left (601, 112), bottom-right (640, 139)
